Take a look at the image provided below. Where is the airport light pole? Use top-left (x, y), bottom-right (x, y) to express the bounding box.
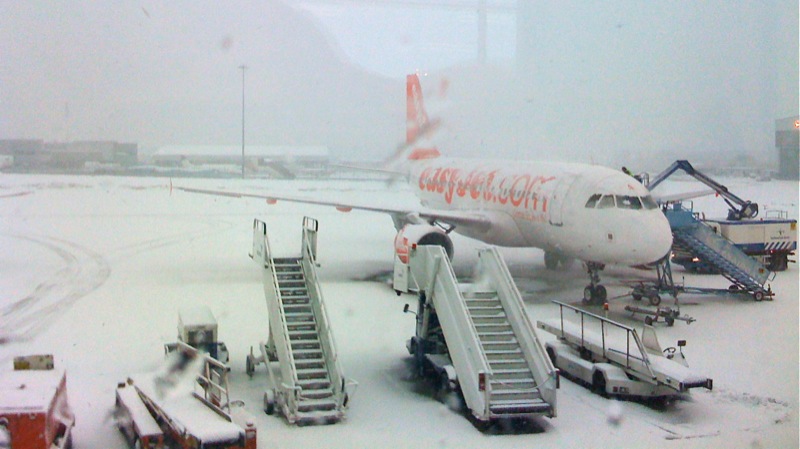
top-left (239, 64), bottom-right (247, 179)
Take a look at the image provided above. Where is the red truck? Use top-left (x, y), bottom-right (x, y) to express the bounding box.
top-left (0, 355), bottom-right (75, 449)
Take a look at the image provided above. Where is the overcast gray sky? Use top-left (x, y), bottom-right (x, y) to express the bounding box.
top-left (1, 1), bottom-right (797, 166)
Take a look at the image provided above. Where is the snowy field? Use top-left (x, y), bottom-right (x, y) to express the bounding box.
top-left (0, 173), bottom-right (798, 448)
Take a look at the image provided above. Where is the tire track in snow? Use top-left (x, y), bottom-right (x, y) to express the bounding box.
top-left (0, 234), bottom-right (111, 341)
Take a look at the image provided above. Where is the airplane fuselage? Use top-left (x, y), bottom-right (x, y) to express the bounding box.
top-left (410, 157), bottom-right (673, 266)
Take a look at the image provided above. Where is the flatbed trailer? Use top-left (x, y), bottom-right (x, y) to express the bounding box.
top-left (537, 302), bottom-right (711, 401)
top-left (116, 342), bottom-right (257, 449)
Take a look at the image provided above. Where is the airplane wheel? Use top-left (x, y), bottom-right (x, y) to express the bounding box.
top-left (595, 285), bottom-right (607, 303)
top-left (583, 286), bottom-right (594, 304)
top-left (644, 316), bottom-right (654, 326)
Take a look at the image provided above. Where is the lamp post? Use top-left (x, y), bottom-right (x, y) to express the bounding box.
top-left (239, 64), bottom-right (247, 179)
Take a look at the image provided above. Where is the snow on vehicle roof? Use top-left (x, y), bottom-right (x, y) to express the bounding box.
top-left (132, 374), bottom-right (243, 443)
top-left (0, 369), bottom-right (64, 412)
top-left (179, 306), bottom-right (217, 328)
top-left (116, 383), bottom-right (163, 437)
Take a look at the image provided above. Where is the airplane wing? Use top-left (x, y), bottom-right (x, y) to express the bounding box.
top-left (174, 186), bottom-right (493, 232)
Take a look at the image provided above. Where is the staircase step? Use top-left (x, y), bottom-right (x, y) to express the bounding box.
top-left (288, 324), bottom-right (318, 335)
top-left (485, 348), bottom-right (523, 360)
top-left (295, 358), bottom-right (325, 370)
top-left (491, 378), bottom-right (537, 390)
top-left (293, 348), bottom-right (323, 359)
top-left (471, 316), bottom-right (510, 325)
top-left (477, 330), bottom-right (515, 341)
top-left (297, 397), bottom-right (338, 413)
top-left (492, 368), bottom-right (536, 381)
top-left (297, 368), bottom-right (330, 379)
top-left (291, 340), bottom-right (321, 351)
top-left (488, 359), bottom-right (529, 370)
top-left (297, 379), bottom-right (332, 390)
top-left (299, 387), bottom-right (334, 399)
top-left (489, 398), bottom-right (550, 415)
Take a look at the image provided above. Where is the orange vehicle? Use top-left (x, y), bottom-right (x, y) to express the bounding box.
top-left (0, 355), bottom-right (75, 449)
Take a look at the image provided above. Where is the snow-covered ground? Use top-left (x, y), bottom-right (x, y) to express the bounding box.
top-left (0, 173), bottom-right (797, 448)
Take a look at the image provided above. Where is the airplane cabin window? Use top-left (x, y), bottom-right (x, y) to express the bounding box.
top-left (596, 195), bottom-right (615, 209)
top-left (585, 194), bottom-right (601, 208)
top-left (641, 195), bottom-right (659, 209)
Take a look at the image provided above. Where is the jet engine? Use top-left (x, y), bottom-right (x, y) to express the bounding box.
top-left (394, 224), bottom-right (454, 263)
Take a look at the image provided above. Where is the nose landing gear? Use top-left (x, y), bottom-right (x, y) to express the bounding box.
top-left (582, 262), bottom-right (607, 305)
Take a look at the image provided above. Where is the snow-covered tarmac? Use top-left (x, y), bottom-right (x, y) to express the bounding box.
top-left (1, 174), bottom-right (797, 448)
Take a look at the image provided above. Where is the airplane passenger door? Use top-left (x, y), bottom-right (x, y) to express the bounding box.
top-left (548, 176), bottom-right (573, 227)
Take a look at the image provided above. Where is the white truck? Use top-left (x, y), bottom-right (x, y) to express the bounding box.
top-left (165, 306), bottom-right (229, 364)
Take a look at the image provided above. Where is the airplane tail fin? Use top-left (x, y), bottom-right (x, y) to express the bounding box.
top-left (384, 74), bottom-right (442, 170)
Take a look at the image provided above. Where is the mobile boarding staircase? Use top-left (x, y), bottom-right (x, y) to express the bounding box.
top-left (247, 217), bottom-right (355, 425)
top-left (402, 245), bottom-right (558, 424)
top-left (664, 203), bottom-right (774, 301)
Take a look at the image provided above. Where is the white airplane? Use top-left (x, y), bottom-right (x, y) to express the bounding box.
top-left (179, 74), bottom-right (673, 303)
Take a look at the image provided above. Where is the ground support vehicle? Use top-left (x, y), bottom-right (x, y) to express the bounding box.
top-left (115, 342), bottom-right (257, 449)
top-left (246, 217), bottom-right (355, 425)
top-left (0, 355), bottom-right (74, 449)
top-left (675, 212), bottom-right (797, 273)
top-left (165, 306), bottom-right (229, 364)
top-left (398, 244), bottom-right (558, 428)
top-left (537, 301), bottom-right (712, 402)
top-left (646, 160), bottom-right (792, 287)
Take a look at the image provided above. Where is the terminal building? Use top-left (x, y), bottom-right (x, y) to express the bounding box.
top-left (151, 145), bottom-right (331, 178)
top-left (775, 116), bottom-right (799, 180)
top-left (0, 139), bottom-right (138, 171)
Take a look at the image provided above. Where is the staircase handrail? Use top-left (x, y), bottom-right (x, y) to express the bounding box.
top-left (479, 247), bottom-right (558, 416)
top-left (553, 301), bottom-right (657, 381)
top-left (408, 245), bottom-right (492, 417)
top-left (253, 219), bottom-right (300, 415)
top-left (300, 231), bottom-right (348, 410)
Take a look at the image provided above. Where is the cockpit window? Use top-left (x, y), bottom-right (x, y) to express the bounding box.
top-left (596, 195), bottom-right (615, 209)
top-left (585, 194), bottom-right (601, 208)
top-left (616, 195), bottom-right (642, 210)
top-left (642, 195), bottom-right (659, 209)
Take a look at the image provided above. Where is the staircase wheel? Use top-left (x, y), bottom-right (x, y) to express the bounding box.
top-left (246, 355), bottom-right (254, 377)
top-left (648, 294), bottom-right (661, 306)
top-left (753, 291), bottom-right (765, 302)
top-left (546, 346), bottom-right (557, 367)
top-left (263, 390), bottom-right (276, 415)
top-left (592, 370), bottom-right (607, 396)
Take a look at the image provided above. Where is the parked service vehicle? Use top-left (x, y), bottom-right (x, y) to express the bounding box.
top-left (165, 306), bottom-right (229, 364)
top-left (673, 211), bottom-right (797, 272)
top-left (0, 355), bottom-right (74, 449)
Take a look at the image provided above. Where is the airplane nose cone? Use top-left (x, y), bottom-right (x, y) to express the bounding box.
top-left (639, 212), bottom-right (673, 264)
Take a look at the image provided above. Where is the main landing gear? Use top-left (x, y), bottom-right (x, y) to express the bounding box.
top-left (583, 262), bottom-right (607, 305)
